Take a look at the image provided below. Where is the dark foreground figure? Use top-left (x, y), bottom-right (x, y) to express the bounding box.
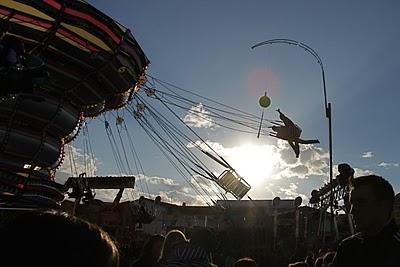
top-left (332, 175), bottom-right (400, 267)
top-left (131, 234), bottom-right (165, 267)
top-left (0, 210), bottom-right (119, 267)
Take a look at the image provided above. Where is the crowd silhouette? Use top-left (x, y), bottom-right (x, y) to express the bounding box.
top-left (0, 175), bottom-right (398, 267)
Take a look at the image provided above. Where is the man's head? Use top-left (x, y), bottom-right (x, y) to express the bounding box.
top-left (349, 175), bottom-right (394, 235)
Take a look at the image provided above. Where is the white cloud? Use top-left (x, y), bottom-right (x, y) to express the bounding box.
top-left (57, 140), bottom-right (376, 207)
top-left (62, 174), bottom-right (213, 206)
top-left (57, 145), bottom-right (217, 206)
top-left (353, 167), bottom-right (374, 177)
top-left (271, 141), bottom-right (329, 180)
top-left (189, 139), bottom-right (329, 183)
top-left (152, 136), bottom-right (376, 204)
top-left (361, 151), bottom-right (374, 158)
top-left (183, 103), bottom-right (216, 128)
top-left (279, 183), bottom-right (309, 202)
top-left (378, 162), bottom-right (399, 168)
top-left (56, 144), bottom-right (99, 184)
top-left (145, 176), bottom-right (180, 186)
top-left (187, 140), bottom-right (225, 153)
top-left (185, 139), bottom-right (334, 201)
top-left (158, 190), bottom-right (207, 206)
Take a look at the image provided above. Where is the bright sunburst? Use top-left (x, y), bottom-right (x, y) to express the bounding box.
top-left (225, 144), bottom-right (280, 186)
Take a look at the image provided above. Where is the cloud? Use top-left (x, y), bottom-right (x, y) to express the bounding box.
top-left (188, 139), bottom-right (329, 182)
top-left (361, 151), bottom-right (374, 158)
top-left (183, 103), bottom-right (216, 128)
top-left (58, 140), bottom-right (376, 207)
top-left (90, 188), bottom-right (206, 206)
top-left (187, 140), bottom-right (225, 153)
top-left (278, 183), bottom-right (309, 202)
top-left (272, 140), bottom-right (329, 180)
top-left (56, 144), bottom-right (99, 184)
top-left (353, 167), bottom-right (374, 176)
top-left (157, 190), bottom-right (206, 206)
top-left (185, 139), bottom-right (334, 201)
top-left (157, 136), bottom-right (376, 204)
top-left (55, 143), bottom-right (211, 205)
top-left (115, 174), bottom-right (210, 203)
top-left (378, 162), bottom-right (399, 168)
top-left (144, 176), bottom-right (180, 187)
top-left (63, 173), bottom-right (214, 206)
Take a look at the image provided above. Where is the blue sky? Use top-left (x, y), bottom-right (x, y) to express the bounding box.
top-left (59, 1), bottom-right (400, 204)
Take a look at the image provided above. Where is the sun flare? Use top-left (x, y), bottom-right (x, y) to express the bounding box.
top-left (226, 144), bottom-right (280, 186)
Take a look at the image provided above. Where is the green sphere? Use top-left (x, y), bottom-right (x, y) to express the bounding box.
top-left (259, 95), bottom-right (271, 108)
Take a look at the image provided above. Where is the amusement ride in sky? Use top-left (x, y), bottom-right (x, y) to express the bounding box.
top-left (0, 0), bottom-right (263, 209)
top-left (0, 0), bottom-right (346, 228)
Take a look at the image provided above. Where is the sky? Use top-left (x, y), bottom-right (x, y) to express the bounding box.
top-left (58, 1), bottom-right (400, 205)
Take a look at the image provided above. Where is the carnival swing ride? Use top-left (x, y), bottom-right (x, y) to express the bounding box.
top-left (0, 0), bottom-right (333, 222)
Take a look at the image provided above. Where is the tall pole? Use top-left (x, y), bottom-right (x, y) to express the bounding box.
top-left (252, 39), bottom-right (334, 242)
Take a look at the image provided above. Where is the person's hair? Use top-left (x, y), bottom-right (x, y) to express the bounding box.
top-left (314, 256), bottom-right (323, 267)
top-left (288, 262), bottom-right (310, 267)
top-left (304, 251), bottom-right (314, 266)
top-left (190, 228), bottom-right (217, 254)
top-left (160, 229), bottom-right (188, 260)
top-left (322, 251), bottom-right (336, 266)
top-left (0, 210), bottom-right (119, 267)
top-left (350, 175), bottom-right (395, 211)
top-left (139, 234), bottom-right (165, 261)
top-left (0, 21), bottom-right (8, 36)
top-left (233, 257), bottom-right (257, 267)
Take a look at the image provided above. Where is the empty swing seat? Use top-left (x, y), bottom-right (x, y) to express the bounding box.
top-left (216, 169), bottom-right (251, 200)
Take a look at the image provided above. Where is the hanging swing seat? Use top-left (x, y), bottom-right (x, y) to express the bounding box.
top-left (216, 169), bottom-right (251, 200)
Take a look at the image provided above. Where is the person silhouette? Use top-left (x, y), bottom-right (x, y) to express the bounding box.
top-left (332, 175), bottom-right (400, 267)
top-left (271, 109), bottom-right (319, 158)
top-left (0, 210), bottom-right (119, 267)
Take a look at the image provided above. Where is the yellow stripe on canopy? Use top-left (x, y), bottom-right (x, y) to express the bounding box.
top-left (0, 0), bottom-right (54, 22)
top-left (55, 31), bottom-right (91, 53)
top-left (62, 23), bottom-right (112, 52)
top-left (10, 18), bottom-right (48, 32)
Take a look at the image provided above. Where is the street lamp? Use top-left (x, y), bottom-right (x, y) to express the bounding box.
top-left (251, 39), bottom-right (334, 241)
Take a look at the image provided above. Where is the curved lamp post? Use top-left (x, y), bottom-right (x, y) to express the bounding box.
top-left (251, 39), bottom-right (334, 241)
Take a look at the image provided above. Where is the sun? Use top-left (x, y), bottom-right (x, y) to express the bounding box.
top-left (225, 143), bottom-right (280, 186)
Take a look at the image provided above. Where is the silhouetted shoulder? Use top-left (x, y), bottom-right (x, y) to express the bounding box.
top-left (392, 230), bottom-right (400, 243)
top-left (332, 233), bottom-right (363, 267)
top-left (339, 232), bottom-right (363, 247)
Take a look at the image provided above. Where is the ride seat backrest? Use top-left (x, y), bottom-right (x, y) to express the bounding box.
top-left (217, 170), bottom-right (251, 199)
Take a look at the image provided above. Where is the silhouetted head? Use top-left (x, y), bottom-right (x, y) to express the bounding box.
top-left (140, 234), bottom-right (165, 262)
top-left (3, 35), bottom-right (24, 54)
top-left (322, 251), bottom-right (336, 266)
top-left (349, 175), bottom-right (394, 235)
top-left (233, 257), bottom-right (257, 267)
top-left (314, 256), bottom-right (323, 267)
top-left (0, 21), bottom-right (8, 38)
top-left (0, 210), bottom-right (119, 267)
top-left (337, 163), bottom-right (354, 186)
top-left (288, 262), bottom-right (310, 267)
top-left (160, 229), bottom-right (188, 260)
top-left (190, 228), bottom-right (217, 254)
top-left (271, 126), bottom-right (278, 132)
